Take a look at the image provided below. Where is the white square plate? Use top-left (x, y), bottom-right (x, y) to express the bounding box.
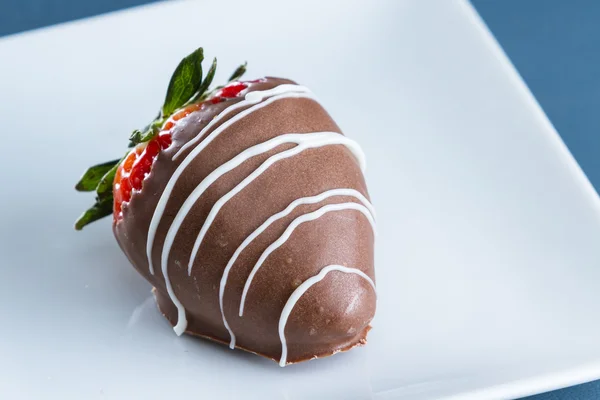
top-left (1, 1), bottom-right (600, 399)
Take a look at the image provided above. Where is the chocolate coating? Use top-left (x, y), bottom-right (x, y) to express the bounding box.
top-left (114, 78), bottom-right (376, 365)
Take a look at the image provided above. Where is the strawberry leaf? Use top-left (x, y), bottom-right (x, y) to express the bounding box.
top-left (128, 129), bottom-right (144, 147)
top-left (96, 159), bottom-right (122, 198)
top-left (75, 47), bottom-right (251, 231)
top-left (74, 153), bottom-right (125, 229)
top-left (228, 61), bottom-right (247, 82)
top-left (129, 126), bottom-right (158, 147)
top-left (162, 47), bottom-right (204, 117)
top-left (189, 57), bottom-right (217, 104)
top-left (201, 57), bottom-right (218, 93)
top-left (75, 196), bottom-right (113, 230)
top-left (75, 159), bottom-right (120, 192)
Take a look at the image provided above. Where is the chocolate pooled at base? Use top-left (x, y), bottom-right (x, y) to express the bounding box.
top-left (113, 77), bottom-right (376, 365)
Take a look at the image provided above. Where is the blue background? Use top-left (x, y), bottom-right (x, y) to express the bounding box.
top-left (1, 0), bottom-right (598, 398)
top-left (475, 0), bottom-right (600, 199)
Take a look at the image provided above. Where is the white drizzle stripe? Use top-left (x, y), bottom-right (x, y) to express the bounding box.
top-left (172, 84), bottom-right (311, 160)
top-left (239, 203), bottom-right (376, 317)
top-left (187, 132), bottom-right (367, 276)
top-left (165, 133), bottom-right (365, 335)
top-left (146, 85), bottom-right (315, 275)
top-left (160, 132), bottom-right (360, 334)
top-left (163, 269), bottom-right (187, 336)
top-left (219, 189), bottom-right (375, 349)
top-left (278, 265), bottom-right (376, 367)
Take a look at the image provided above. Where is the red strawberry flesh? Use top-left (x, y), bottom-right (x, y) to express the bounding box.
top-left (112, 81), bottom-right (250, 221)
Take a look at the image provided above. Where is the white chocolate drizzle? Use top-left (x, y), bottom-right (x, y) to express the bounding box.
top-left (147, 84), bottom-right (316, 276)
top-left (219, 189), bottom-right (375, 349)
top-left (187, 132), bottom-right (366, 275)
top-left (278, 265), bottom-right (376, 367)
top-left (239, 202), bottom-right (376, 316)
top-left (164, 133), bottom-right (365, 335)
top-left (144, 82), bottom-right (375, 346)
top-left (172, 84), bottom-right (311, 160)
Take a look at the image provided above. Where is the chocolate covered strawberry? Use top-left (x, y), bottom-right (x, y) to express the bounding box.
top-left (75, 48), bottom-right (248, 229)
top-left (75, 47), bottom-right (376, 366)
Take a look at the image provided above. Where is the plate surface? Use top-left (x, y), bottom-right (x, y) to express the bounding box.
top-left (1, 1), bottom-right (600, 399)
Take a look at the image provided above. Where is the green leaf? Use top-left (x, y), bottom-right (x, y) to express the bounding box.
top-left (74, 48), bottom-right (247, 232)
top-left (128, 129), bottom-right (144, 147)
top-left (228, 61), bottom-right (247, 82)
top-left (150, 118), bottom-right (165, 131)
top-left (138, 129), bottom-right (157, 143)
top-left (129, 127), bottom-right (155, 147)
top-left (189, 57), bottom-right (217, 103)
top-left (75, 159), bottom-right (120, 192)
top-left (162, 47), bottom-right (204, 117)
top-left (96, 160), bottom-right (121, 198)
top-left (74, 153), bottom-right (127, 229)
top-left (74, 196), bottom-right (113, 230)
